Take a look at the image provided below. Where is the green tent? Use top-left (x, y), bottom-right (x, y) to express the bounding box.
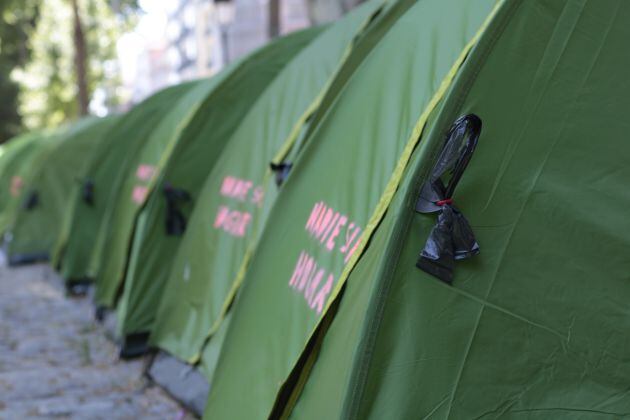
top-left (0, 131), bottom-right (52, 235)
top-left (6, 117), bottom-right (117, 265)
top-left (114, 27), bottom-right (325, 355)
top-left (200, 0), bottom-right (630, 418)
top-left (147, 0), bottom-right (387, 375)
top-left (201, 0), bottom-right (498, 416)
top-left (55, 82), bottom-right (199, 285)
top-left (90, 28), bottom-right (322, 310)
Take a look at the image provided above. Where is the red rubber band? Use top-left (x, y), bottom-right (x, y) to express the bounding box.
top-left (436, 198), bottom-right (453, 206)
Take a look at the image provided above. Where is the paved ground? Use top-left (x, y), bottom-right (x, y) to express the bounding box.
top-left (0, 261), bottom-right (193, 419)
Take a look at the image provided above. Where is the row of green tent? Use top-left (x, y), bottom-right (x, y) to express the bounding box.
top-left (2, 0), bottom-right (630, 417)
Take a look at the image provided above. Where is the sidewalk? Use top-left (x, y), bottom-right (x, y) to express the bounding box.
top-left (0, 262), bottom-right (191, 419)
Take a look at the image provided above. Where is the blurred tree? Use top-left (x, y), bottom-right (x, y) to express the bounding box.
top-left (0, 0), bottom-right (40, 143)
top-left (0, 64), bottom-right (23, 142)
top-left (71, 0), bottom-right (89, 115)
top-left (12, 0), bottom-right (139, 130)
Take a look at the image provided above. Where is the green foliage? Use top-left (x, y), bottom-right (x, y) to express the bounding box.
top-left (0, 0), bottom-right (39, 143)
top-left (14, 0), bottom-right (140, 129)
top-left (0, 0), bottom-right (39, 64)
top-left (0, 64), bottom-right (22, 141)
top-left (0, 0), bottom-right (139, 138)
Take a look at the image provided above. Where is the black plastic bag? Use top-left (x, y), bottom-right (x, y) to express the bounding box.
top-left (82, 179), bottom-right (95, 206)
top-left (163, 183), bottom-right (191, 236)
top-left (22, 190), bottom-right (39, 211)
top-left (415, 114), bottom-right (481, 284)
top-left (269, 162), bottom-right (293, 187)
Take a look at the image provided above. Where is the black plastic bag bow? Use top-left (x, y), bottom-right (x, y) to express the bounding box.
top-left (22, 190), bottom-right (39, 210)
top-left (269, 161), bottom-right (293, 187)
top-left (82, 179), bottom-right (95, 206)
top-left (163, 183), bottom-right (191, 236)
top-left (415, 114), bottom-right (481, 284)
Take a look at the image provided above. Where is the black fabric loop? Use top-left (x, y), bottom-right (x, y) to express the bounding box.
top-left (415, 114), bottom-right (482, 284)
top-left (163, 183), bottom-right (191, 236)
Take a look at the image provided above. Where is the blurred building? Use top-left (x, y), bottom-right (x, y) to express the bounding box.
top-left (166, 0), bottom-right (312, 79)
top-left (119, 0), bottom-right (360, 107)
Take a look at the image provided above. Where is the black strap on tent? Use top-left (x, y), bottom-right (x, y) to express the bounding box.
top-left (22, 190), bottom-right (39, 211)
top-left (82, 179), bottom-right (95, 206)
top-left (163, 182), bottom-right (191, 236)
top-left (270, 162), bottom-right (293, 187)
top-left (415, 114), bottom-right (481, 284)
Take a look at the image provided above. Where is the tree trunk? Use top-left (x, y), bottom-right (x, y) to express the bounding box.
top-left (71, 0), bottom-right (89, 115)
top-left (268, 0), bottom-right (281, 39)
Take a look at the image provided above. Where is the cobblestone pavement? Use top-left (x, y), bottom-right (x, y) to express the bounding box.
top-left (0, 261), bottom-right (193, 419)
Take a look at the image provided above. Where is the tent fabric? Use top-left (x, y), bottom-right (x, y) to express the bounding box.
top-left (286, 0), bottom-right (516, 416)
top-left (201, 0), bottom-right (630, 418)
top-left (115, 27), bottom-right (325, 342)
top-left (148, 0), bottom-right (388, 368)
top-left (56, 82), bottom-right (199, 283)
top-left (0, 131), bottom-right (50, 235)
top-left (0, 135), bottom-right (31, 222)
top-left (2, 133), bottom-right (58, 243)
top-left (94, 43), bottom-right (334, 307)
top-left (321, 1), bottom-right (630, 418)
top-left (4, 120), bottom-right (90, 260)
top-left (201, 0), bottom-right (499, 418)
top-left (5, 0), bottom-right (626, 418)
top-left (92, 77), bottom-right (237, 307)
top-left (195, 0), bottom-right (425, 402)
top-left (7, 117), bottom-right (117, 264)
